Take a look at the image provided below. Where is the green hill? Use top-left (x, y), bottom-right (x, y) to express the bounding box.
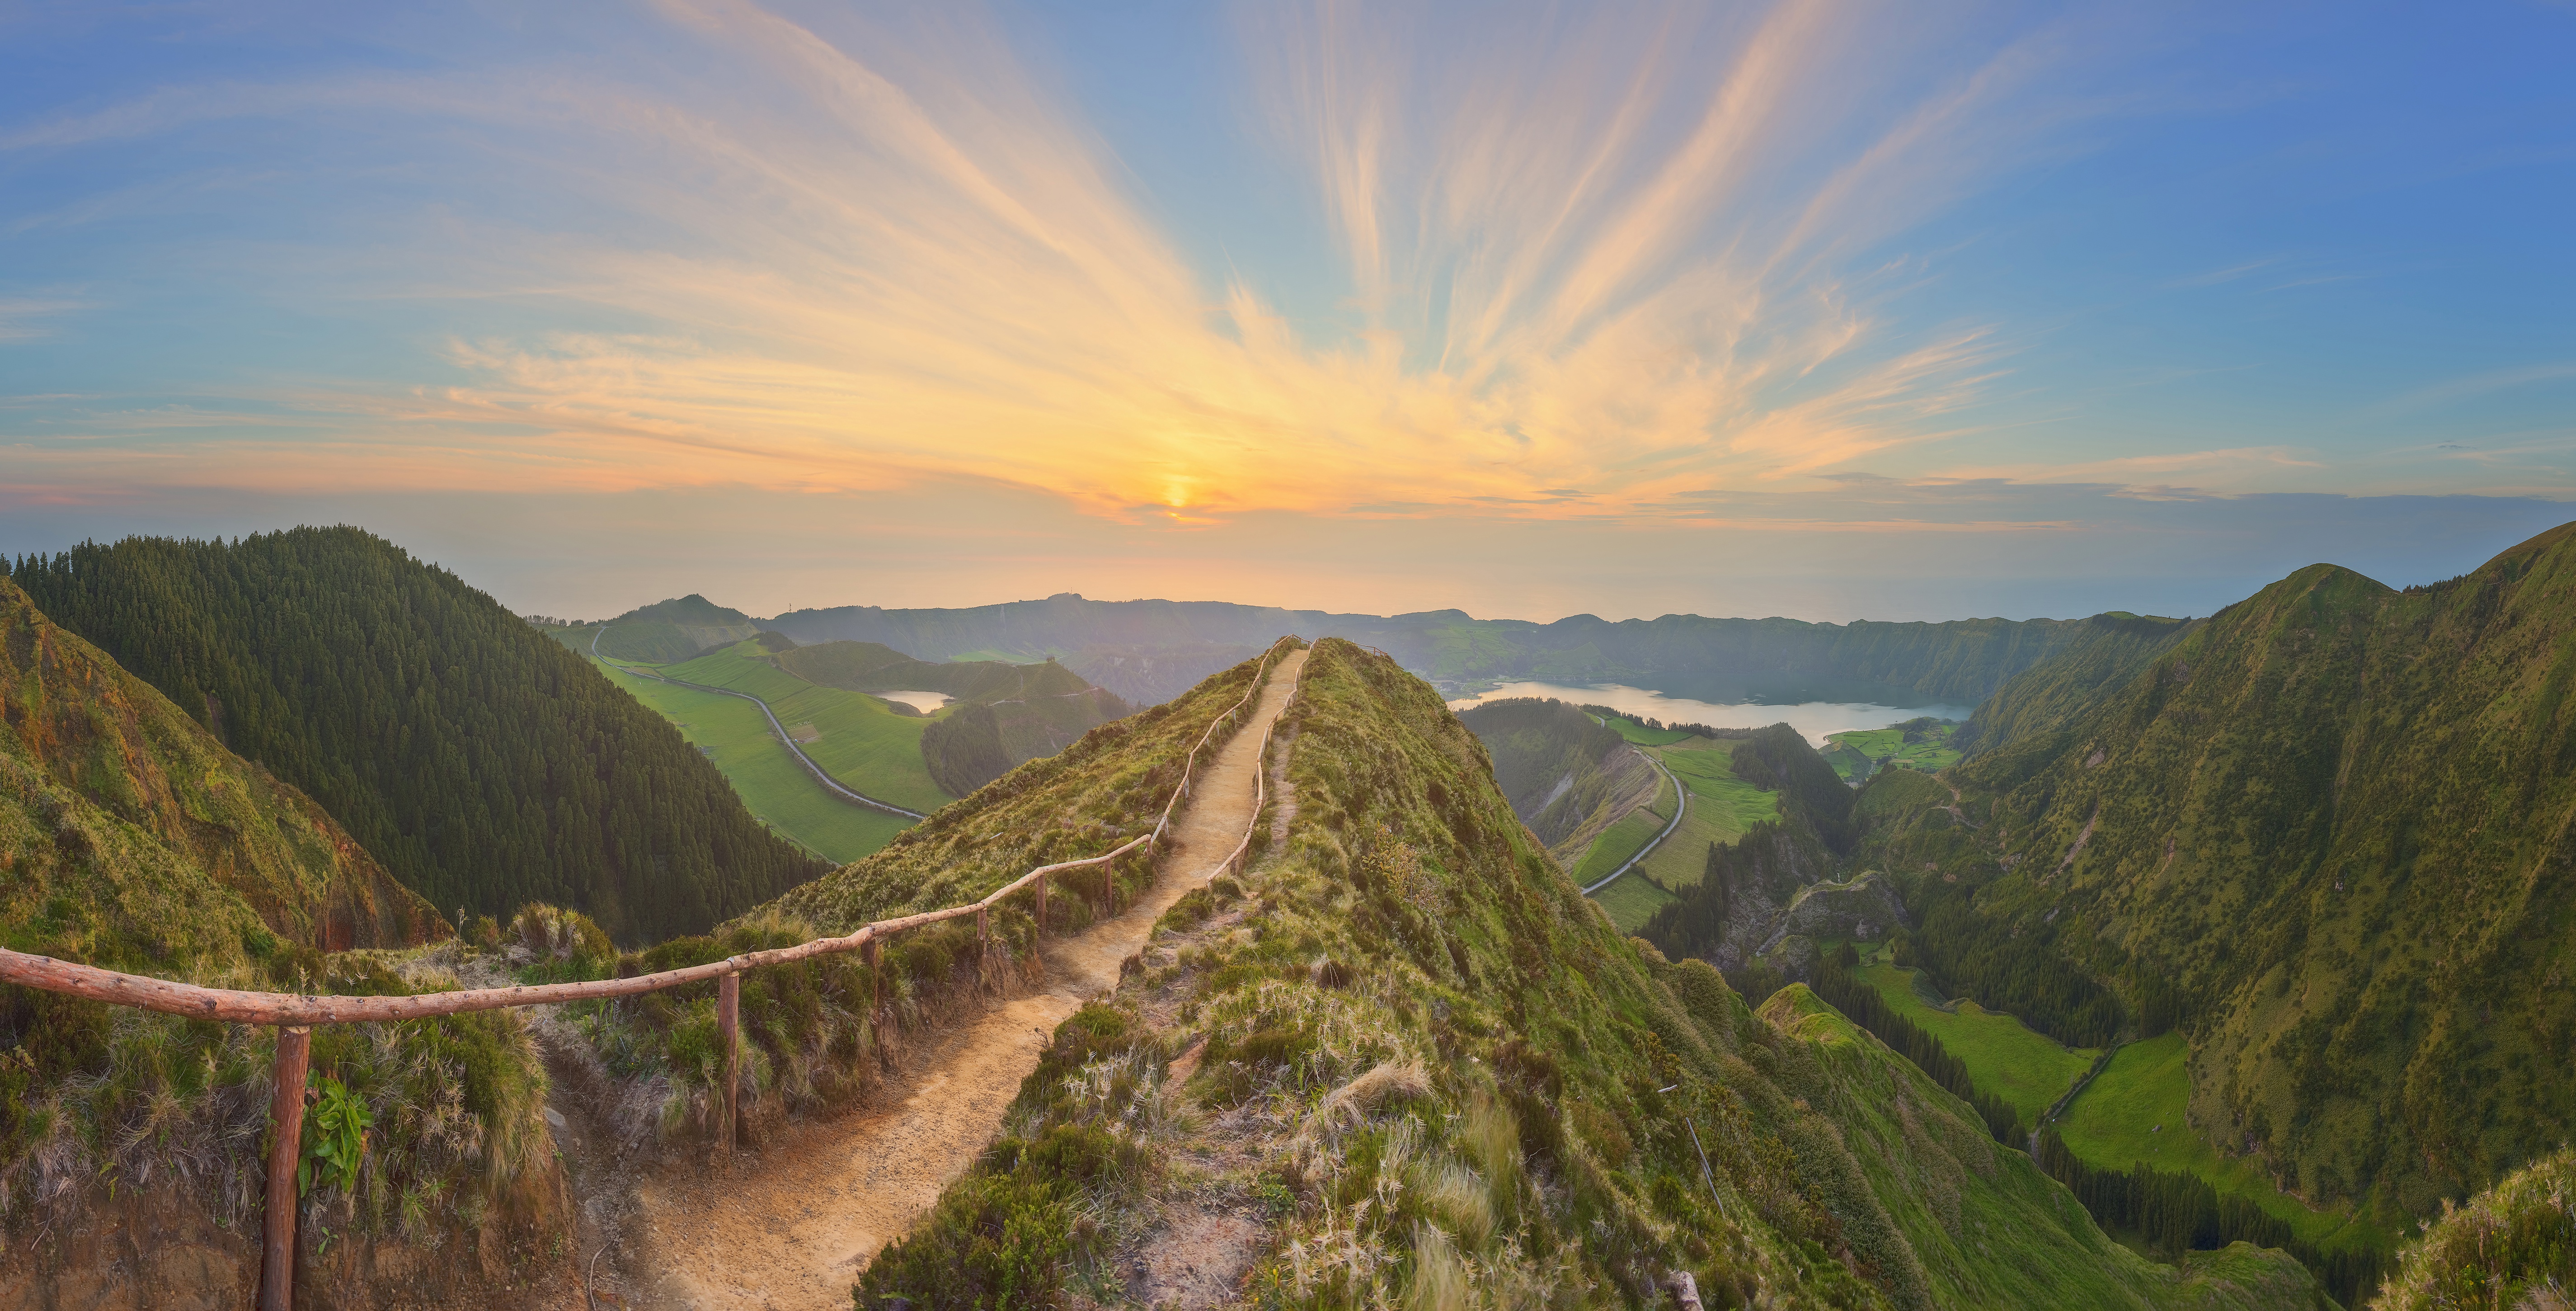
top-left (4, 529), bottom-right (826, 943)
top-left (0, 577), bottom-right (560, 1300)
top-left (1453, 696), bottom-right (1656, 859)
top-left (1852, 519), bottom-right (2576, 1291)
top-left (860, 639), bottom-right (2316, 1309)
top-left (658, 638), bottom-right (954, 814)
top-left (585, 594), bottom-right (760, 663)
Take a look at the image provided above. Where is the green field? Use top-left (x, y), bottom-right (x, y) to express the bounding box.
top-left (658, 641), bottom-right (952, 814)
top-left (1590, 868), bottom-right (1677, 931)
top-left (1850, 944), bottom-right (2098, 1127)
top-left (592, 660), bottom-right (915, 864)
top-left (2057, 1033), bottom-right (2389, 1253)
top-left (1633, 739), bottom-right (1780, 891)
top-left (1571, 768), bottom-right (1674, 887)
top-left (1601, 712), bottom-right (1696, 746)
top-left (1824, 722), bottom-right (1963, 781)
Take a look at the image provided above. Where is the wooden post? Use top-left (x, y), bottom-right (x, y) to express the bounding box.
top-left (975, 905), bottom-right (989, 952)
top-left (260, 1024), bottom-right (311, 1311)
top-left (1033, 871), bottom-right (1048, 933)
top-left (862, 936), bottom-right (880, 971)
top-left (717, 972), bottom-right (740, 1153)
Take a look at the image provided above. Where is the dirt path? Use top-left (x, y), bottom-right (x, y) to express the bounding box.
top-left (607, 649), bottom-right (1306, 1311)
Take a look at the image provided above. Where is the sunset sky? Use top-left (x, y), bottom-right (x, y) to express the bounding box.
top-left (4, 1), bottom-right (2571, 623)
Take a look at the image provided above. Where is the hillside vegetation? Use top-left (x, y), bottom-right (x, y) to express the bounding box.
top-left (0, 578), bottom-right (563, 1302)
top-left (767, 592), bottom-right (2169, 706)
top-left (1454, 697), bottom-right (1656, 863)
top-left (5, 529), bottom-right (826, 943)
top-left (859, 639), bottom-right (2318, 1310)
top-left (1839, 520), bottom-right (2576, 1298)
top-left (580, 594), bottom-right (761, 663)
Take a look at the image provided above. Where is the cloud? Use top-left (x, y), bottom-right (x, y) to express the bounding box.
top-left (0, 1), bottom-right (2157, 518)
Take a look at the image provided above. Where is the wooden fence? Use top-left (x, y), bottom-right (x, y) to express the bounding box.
top-left (0, 637), bottom-right (1303, 1309)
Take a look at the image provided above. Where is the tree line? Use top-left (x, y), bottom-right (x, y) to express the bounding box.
top-left (6, 528), bottom-right (826, 944)
top-left (1813, 951), bottom-right (2021, 1144)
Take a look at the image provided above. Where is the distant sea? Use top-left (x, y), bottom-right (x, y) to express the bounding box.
top-left (1444, 680), bottom-right (1975, 748)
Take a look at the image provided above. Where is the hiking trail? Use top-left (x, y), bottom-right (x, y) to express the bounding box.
top-left (563, 648), bottom-right (1306, 1310)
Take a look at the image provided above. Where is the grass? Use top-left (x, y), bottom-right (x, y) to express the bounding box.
top-left (591, 660), bottom-right (915, 865)
top-left (1633, 739), bottom-right (1780, 893)
top-left (1823, 724), bottom-right (1963, 781)
top-left (1570, 767), bottom-right (1674, 888)
top-left (1847, 943), bottom-right (2097, 1129)
top-left (658, 641), bottom-right (953, 813)
top-left (2057, 1032), bottom-right (2388, 1254)
top-left (1590, 868), bottom-right (1677, 933)
top-left (1599, 712), bottom-right (1695, 746)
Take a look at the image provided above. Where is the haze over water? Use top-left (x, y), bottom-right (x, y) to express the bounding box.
top-left (1444, 681), bottom-right (1974, 748)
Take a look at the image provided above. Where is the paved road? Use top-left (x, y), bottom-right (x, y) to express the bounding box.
top-left (1582, 749), bottom-right (1689, 895)
top-left (590, 625), bottom-right (927, 820)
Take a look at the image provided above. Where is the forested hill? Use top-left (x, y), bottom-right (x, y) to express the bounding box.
top-left (1870, 519), bottom-right (2576, 1231)
top-left (5, 529), bottom-right (826, 943)
top-left (766, 591), bottom-right (2166, 704)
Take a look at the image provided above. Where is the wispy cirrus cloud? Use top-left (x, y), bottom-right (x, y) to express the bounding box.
top-left (0, 0), bottom-right (2160, 519)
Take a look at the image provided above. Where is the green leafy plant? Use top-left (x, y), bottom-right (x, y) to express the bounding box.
top-left (299, 1073), bottom-right (374, 1197)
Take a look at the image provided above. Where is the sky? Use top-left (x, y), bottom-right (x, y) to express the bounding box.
top-left (3, 1), bottom-right (2571, 624)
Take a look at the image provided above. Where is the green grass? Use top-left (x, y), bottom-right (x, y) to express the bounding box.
top-left (1599, 712), bottom-right (1696, 746)
top-left (1824, 724), bottom-right (1963, 779)
top-left (1848, 944), bottom-right (2097, 1128)
top-left (1590, 868), bottom-right (1678, 932)
top-left (2058, 1032), bottom-right (2389, 1253)
top-left (593, 660), bottom-right (915, 864)
top-left (658, 641), bottom-right (952, 813)
top-left (1571, 765), bottom-right (1675, 888)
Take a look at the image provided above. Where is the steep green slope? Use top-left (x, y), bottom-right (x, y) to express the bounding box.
top-left (1862, 521), bottom-right (2576, 1252)
top-left (5, 529), bottom-right (825, 943)
top-left (1455, 697), bottom-right (1654, 855)
top-left (588, 593), bottom-right (760, 662)
top-left (859, 639), bottom-right (2313, 1310)
top-left (1951, 612), bottom-right (2196, 757)
top-left (0, 580), bottom-right (561, 1294)
top-left (2373, 1147), bottom-right (2575, 1310)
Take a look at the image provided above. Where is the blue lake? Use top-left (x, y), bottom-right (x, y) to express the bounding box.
top-left (1444, 680), bottom-right (1975, 747)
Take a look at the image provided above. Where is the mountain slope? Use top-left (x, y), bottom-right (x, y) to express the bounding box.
top-left (859, 639), bottom-right (2316, 1310)
top-left (1878, 520), bottom-right (2576, 1232)
top-left (1453, 696), bottom-right (1656, 863)
top-left (767, 592), bottom-right (2165, 705)
top-left (5, 529), bottom-right (825, 943)
top-left (0, 579), bottom-right (564, 1303)
top-left (591, 594), bottom-right (760, 662)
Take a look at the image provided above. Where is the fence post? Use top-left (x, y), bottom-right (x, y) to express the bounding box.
top-left (975, 905), bottom-right (989, 957)
top-left (1034, 871), bottom-right (1048, 933)
top-left (260, 1024), bottom-right (311, 1311)
top-left (717, 972), bottom-right (740, 1153)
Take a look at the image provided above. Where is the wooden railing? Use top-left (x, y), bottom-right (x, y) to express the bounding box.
top-left (0, 636), bottom-right (1303, 1310)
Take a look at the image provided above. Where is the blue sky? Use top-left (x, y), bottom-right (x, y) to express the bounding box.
top-left (2, 1), bottom-right (2571, 623)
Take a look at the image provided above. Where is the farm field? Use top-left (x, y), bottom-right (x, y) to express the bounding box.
top-left (1591, 870), bottom-right (1677, 933)
top-left (2056, 1032), bottom-right (2389, 1254)
top-left (593, 660), bottom-right (913, 864)
top-left (1850, 943), bottom-right (2097, 1127)
top-left (659, 641), bottom-right (953, 813)
top-left (1600, 712), bottom-right (1696, 746)
top-left (1824, 721), bottom-right (1962, 781)
top-left (1570, 770), bottom-right (1673, 888)
top-left (1634, 739), bottom-right (1780, 891)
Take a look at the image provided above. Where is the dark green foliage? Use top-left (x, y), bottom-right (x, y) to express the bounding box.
top-left (2035, 1129), bottom-right (2386, 1306)
top-left (920, 702), bottom-right (1013, 797)
top-left (1891, 879), bottom-right (2126, 1049)
top-left (1868, 521), bottom-right (2576, 1223)
top-left (588, 594), bottom-right (758, 662)
top-left (1813, 963), bottom-right (2019, 1143)
top-left (1455, 696), bottom-right (1642, 849)
top-left (6, 529), bottom-right (825, 942)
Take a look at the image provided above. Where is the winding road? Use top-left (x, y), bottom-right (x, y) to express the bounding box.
top-left (590, 625), bottom-right (927, 820)
top-left (1582, 749), bottom-right (1689, 895)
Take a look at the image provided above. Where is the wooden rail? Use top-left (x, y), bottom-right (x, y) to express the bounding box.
top-left (0, 637), bottom-right (1302, 1310)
